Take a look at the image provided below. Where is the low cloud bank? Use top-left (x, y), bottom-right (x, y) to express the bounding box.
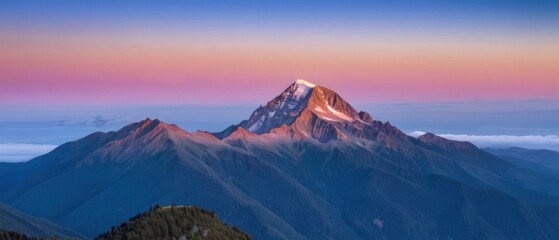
top-left (0, 144), bottom-right (58, 162)
top-left (409, 131), bottom-right (559, 151)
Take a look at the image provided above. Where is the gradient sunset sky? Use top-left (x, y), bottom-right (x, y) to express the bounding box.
top-left (1, 0), bottom-right (558, 105)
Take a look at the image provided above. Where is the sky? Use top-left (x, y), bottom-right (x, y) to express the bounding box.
top-left (1, 0), bottom-right (558, 161)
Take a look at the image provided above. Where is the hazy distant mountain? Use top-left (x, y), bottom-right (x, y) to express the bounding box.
top-left (0, 202), bottom-right (83, 239)
top-left (485, 147), bottom-right (559, 176)
top-left (96, 205), bottom-right (250, 240)
top-left (1, 80), bottom-right (559, 239)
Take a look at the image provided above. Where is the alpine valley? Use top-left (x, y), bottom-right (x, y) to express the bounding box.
top-left (1, 80), bottom-right (558, 239)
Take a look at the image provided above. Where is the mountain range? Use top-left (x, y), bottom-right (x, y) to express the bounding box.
top-left (1, 80), bottom-right (558, 239)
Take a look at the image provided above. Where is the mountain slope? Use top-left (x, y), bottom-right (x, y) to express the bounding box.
top-left (0, 118), bottom-right (360, 239)
top-left (96, 205), bottom-right (251, 240)
top-left (1, 80), bottom-right (559, 240)
top-left (0, 202), bottom-right (83, 239)
top-left (484, 147), bottom-right (559, 177)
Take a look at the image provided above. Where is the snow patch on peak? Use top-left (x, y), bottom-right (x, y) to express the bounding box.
top-left (292, 80), bottom-right (314, 100)
top-left (311, 102), bottom-right (355, 123)
top-left (326, 105), bottom-right (354, 122)
top-left (295, 79), bottom-right (316, 88)
top-left (247, 115), bottom-right (266, 132)
top-left (408, 131), bottom-right (427, 138)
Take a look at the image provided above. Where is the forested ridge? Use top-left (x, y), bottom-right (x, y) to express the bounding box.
top-left (96, 205), bottom-right (251, 240)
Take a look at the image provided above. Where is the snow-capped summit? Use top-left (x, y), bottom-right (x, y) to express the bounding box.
top-left (291, 79), bottom-right (315, 100)
top-left (295, 79), bottom-right (316, 88)
top-left (233, 80), bottom-right (319, 134)
top-left (214, 80), bottom-right (387, 142)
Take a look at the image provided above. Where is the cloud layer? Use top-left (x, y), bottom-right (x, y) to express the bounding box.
top-left (409, 131), bottom-right (559, 151)
top-left (0, 143), bottom-right (58, 162)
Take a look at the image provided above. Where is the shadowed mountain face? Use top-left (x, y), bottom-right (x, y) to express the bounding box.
top-left (0, 202), bottom-right (84, 239)
top-left (1, 80), bottom-right (559, 240)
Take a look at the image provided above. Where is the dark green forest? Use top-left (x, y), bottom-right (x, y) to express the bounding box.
top-left (96, 205), bottom-right (251, 240)
top-left (0, 230), bottom-right (35, 240)
top-left (0, 230), bottom-right (62, 240)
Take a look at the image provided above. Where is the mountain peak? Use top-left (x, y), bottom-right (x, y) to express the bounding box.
top-left (295, 79), bottom-right (316, 88)
top-left (77, 119), bottom-right (192, 164)
top-left (106, 118), bottom-right (191, 148)
top-left (418, 132), bottom-right (478, 152)
top-left (214, 80), bottom-right (378, 142)
top-left (226, 127), bottom-right (256, 140)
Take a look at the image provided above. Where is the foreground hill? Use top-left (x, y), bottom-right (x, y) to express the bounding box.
top-left (0, 202), bottom-right (83, 239)
top-left (96, 205), bottom-right (250, 240)
top-left (1, 80), bottom-right (559, 239)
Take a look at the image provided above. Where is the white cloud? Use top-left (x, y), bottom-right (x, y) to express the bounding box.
top-left (408, 131), bottom-right (427, 138)
top-left (408, 131), bottom-right (559, 151)
top-left (0, 143), bottom-right (58, 163)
